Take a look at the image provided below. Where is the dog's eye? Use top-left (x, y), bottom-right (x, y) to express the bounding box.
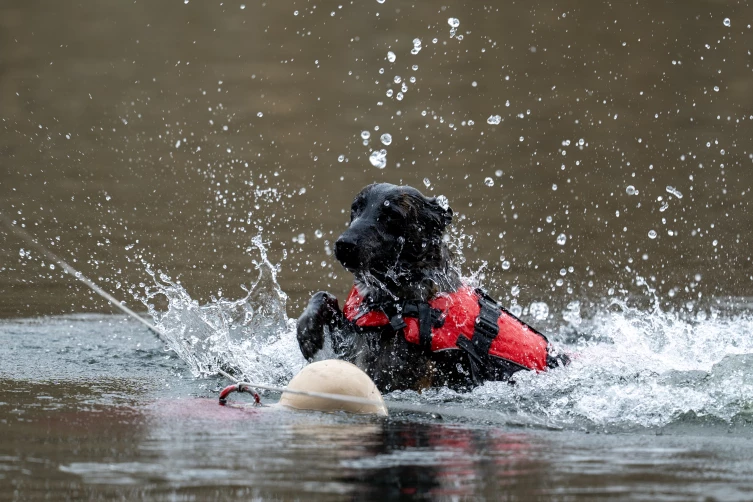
top-left (350, 199), bottom-right (366, 219)
top-left (379, 203), bottom-right (403, 223)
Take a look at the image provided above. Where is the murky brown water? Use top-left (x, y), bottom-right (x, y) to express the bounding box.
top-left (3, 0), bottom-right (753, 499)
top-left (2, 0), bottom-right (752, 319)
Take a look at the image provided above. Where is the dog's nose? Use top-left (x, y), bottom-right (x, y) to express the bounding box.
top-left (335, 237), bottom-right (360, 269)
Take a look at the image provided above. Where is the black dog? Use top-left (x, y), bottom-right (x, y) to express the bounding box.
top-left (297, 183), bottom-right (567, 392)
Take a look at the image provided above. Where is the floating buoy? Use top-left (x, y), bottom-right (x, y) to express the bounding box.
top-left (279, 360), bottom-right (388, 416)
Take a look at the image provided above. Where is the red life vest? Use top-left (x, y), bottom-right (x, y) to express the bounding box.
top-left (343, 285), bottom-right (550, 372)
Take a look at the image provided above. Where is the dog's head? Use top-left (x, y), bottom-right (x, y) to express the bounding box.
top-left (334, 183), bottom-right (453, 282)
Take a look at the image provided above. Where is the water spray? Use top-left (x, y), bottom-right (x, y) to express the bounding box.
top-left (0, 213), bottom-right (438, 415)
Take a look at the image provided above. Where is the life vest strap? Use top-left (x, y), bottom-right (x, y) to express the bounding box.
top-left (381, 300), bottom-right (444, 350)
top-left (471, 289), bottom-right (502, 355)
top-left (418, 303), bottom-right (434, 349)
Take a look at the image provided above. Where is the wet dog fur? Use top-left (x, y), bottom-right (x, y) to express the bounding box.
top-left (296, 183), bottom-right (544, 392)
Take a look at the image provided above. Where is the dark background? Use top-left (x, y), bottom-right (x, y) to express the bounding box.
top-left (2, 0), bottom-right (752, 320)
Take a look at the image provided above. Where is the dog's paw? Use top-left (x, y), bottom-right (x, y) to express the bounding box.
top-left (296, 291), bottom-right (342, 360)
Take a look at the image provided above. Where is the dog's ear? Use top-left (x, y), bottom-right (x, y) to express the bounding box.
top-left (424, 195), bottom-right (453, 231)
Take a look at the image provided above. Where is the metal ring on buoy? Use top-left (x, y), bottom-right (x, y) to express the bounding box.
top-left (218, 384), bottom-right (261, 406)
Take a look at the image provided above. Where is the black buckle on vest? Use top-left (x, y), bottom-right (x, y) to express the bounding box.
top-left (389, 315), bottom-right (407, 331)
top-left (384, 300), bottom-right (445, 350)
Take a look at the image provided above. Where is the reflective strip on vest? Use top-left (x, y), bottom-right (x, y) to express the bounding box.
top-left (342, 285), bottom-right (549, 371)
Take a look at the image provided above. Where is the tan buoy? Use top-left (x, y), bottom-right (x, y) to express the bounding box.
top-left (279, 360), bottom-right (388, 416)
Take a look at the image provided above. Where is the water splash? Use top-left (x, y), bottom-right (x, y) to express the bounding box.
top-left (135, 234), bottom-right (753, 431)
top-left (392, 298), bottom-right (753, 430)
top-left (139, 235), bottom-right (303, 386)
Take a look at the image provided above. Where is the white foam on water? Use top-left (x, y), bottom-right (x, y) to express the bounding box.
top-left (408, 299), bottom-right (753, 429)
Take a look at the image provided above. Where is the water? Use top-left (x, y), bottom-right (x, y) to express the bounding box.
top-left (3, 0), bottom-right (753, 498)
top-left (3, 302), bottom-right (753, 499)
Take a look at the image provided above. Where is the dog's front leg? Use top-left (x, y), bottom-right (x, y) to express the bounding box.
top-left (296, 291), bottom-right (344, 360)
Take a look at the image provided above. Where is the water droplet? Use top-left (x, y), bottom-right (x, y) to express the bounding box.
top-left (501, 260), bottom-right (511, 270)
top-left (436, 194), bottom-right (448, 209)
top-left (495, 169), bottom-right (503, 177)
top-left (314, 230), bottom-right (323, 238)
top-left (484, 177), bottom-right (494, 187)
top-left (666, 186), bottom-right (683, 199)
top-left (361, 130), bottom-right (371, 140)
top-left (447, 17), bottom-right (460, 28)
top-left (556, 233), bottom-right (567, 245)
top-left (377, 0), bottom-right (385, 3)
top-left (396, 92), bottom-right (404, 101)
top-left (648, 229), bottom-right (657, 239)
top-left (386, 89), bottom-right (394, 97)
top-left (337, 155), bottom-right (345, 162)
top-left (511, 285), bottom-right (520, 297)
top-left (257, 112), bottom-right (263, 117)
top-left (387, 51), bottom-right (396, 63)
top-left (296, 233), bottom-right (306, 244)
top-left (369, 149), bottom-right (387, 169)
top-left (487, 115), bottom-right (502, 125)
top-left (175, 140), bottom-right (181, 148)
top-left (393, 75), bottom-right (401, 84)
top-left (723, 17), bottom-right (731, 27)
top-left (380, 133), bottom-right (392, 145)
top-left (529, 302), bottom-right (549, 321)
top-left (240, 4), bottom-right (246, 9)
top-left (411, 38), bottom-right (422, 55)
top-left (626, 185), bottom-right (637, 195)
top-left (411, 64), bottom-right (419, 71)
top-left (423, 178), bottom-right (431, 187)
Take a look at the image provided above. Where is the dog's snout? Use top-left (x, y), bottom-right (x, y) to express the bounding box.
top-left (334, 237), bottom-right (360, 269)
